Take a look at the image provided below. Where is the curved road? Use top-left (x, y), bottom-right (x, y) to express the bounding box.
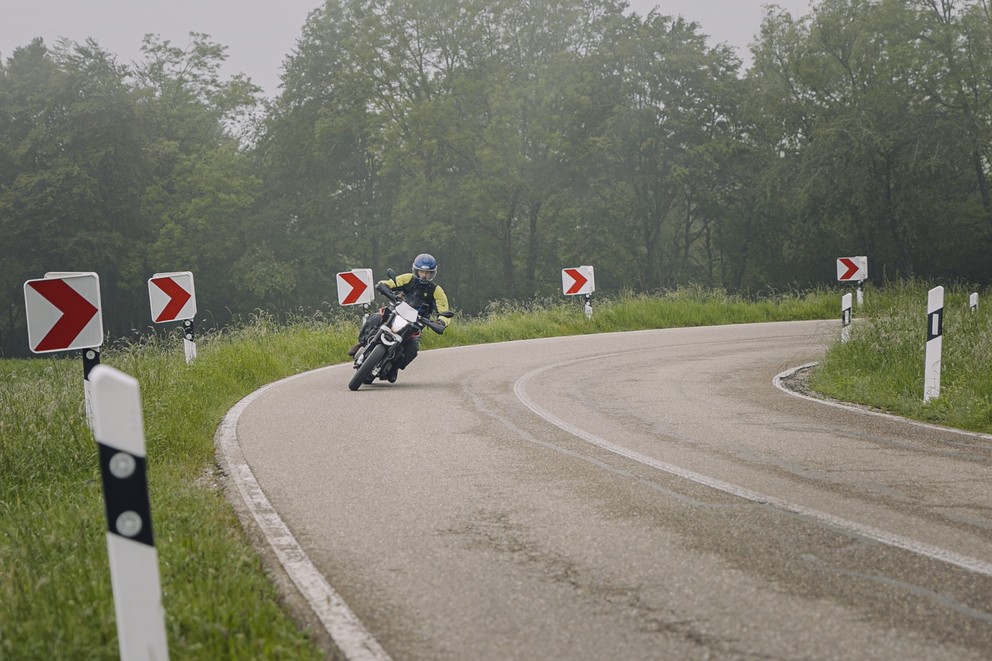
top-left (222, 320), bottom-right (992, 660)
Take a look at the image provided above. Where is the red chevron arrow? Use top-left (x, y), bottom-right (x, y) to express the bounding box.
top-left (151, 277), bottom-right (192, 322)
top-left (564, 268), bottom-right (588, 295)
top-left (838, 258), bottom-right (860, 281)
top-left (28, 279), bottom-right (99, 352)
top-left (340, 272), bottom-right (369, 305)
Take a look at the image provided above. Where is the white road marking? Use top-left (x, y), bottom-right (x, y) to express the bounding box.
top-left (215, 366), bottom-right (392, 661)
top-left (513, 357), bottom-right (992, 578)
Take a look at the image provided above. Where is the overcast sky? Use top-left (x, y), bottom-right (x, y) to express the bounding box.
top-left (1, 0), bottom-right (812, 98)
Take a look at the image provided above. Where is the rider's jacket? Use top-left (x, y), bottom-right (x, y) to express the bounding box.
top-left (380, 273), bottom-right (451, 326)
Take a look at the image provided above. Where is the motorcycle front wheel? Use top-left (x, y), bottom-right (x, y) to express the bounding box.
top-left (349, 344), bottom-right (386, 391)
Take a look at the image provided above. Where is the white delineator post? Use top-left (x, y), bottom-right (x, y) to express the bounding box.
top-left (841, 293), bottom-right (853, 343)
top-left (89, 366), bottom-right (169, 661)
top-left (970, 292), bottom-right (979, 312)
top-left (924, 286), bottom-right (944, 403)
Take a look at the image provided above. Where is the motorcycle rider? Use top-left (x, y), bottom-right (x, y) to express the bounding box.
top-left (348, 253), bottom-right (451, 382)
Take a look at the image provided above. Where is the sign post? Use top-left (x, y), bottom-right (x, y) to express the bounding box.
top-left (924, 286), bottom-right (944, 403)
top-left (90, 365), bottom-right (169, 661)
top-left (562, 266), bottom-right (595, 318)
top-left (148, 272), bottom-right (197, 363)
top-left (837, 256), bottom-right (868, 305)
top-left (182, 319), bottom-right (197, 364)
top-left (24, 272), bottom-right (104, 426)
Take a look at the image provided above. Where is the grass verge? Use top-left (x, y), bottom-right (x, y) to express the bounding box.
top-left (809, 280), bottom-right (992, 434)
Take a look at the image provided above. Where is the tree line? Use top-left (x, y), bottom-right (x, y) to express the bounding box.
top-left (2, 0), bottom-right (990, 356)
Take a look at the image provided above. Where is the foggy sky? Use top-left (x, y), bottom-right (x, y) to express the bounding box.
top-left (1, 0), bottom-right (812, 97)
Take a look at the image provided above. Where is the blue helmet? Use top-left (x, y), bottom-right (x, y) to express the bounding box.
top-left (412, 253), bottom-right (437, 283)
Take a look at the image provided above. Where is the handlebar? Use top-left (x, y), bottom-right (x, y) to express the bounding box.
top-left (376, 282), bottom-right (398, 301)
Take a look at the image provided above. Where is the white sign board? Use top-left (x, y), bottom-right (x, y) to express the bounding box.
top-left (24, 272), bottom-right (103, 353)
top-left (562, 266), bottom-right (595, 296)
top-left (837, 256), bottom-right (868, 282)
top-left (336, 269), bottom-right (374, 306)
top-left (148, 271), bottom-right (197, 323)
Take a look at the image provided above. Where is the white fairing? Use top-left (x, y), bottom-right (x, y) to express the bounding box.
top-left (390, 302), bottom-right (419, 332)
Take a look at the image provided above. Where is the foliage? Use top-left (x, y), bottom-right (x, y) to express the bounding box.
top-left (0, 34), bottom-right (262, 355)
top-left (2, 0), bottom-right (992, 358)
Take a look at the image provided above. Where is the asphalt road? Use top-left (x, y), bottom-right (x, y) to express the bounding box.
top-left (226, 320), bottom-right (992, 660)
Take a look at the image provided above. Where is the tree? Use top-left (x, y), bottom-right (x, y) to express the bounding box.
top-left (134, 32), bottom-right (266, 322)
top-left (745, 0), bottom-right (992, 285)
top-left (0, 39), bottom-right (148, 348)
top-left (585, 12), bottom-right (741, 290)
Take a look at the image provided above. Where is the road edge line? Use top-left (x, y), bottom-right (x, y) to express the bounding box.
top-left (214, 367), bottom-right (392, 661)
top-left (773, 363), bottom-right (992, 443)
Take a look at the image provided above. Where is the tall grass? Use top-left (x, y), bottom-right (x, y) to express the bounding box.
top-left (810, 281), bottom-right (992, 433)
top-left (0, 286), bottom-right (870, 659)
top-left (0, 314), bottom-right (350, 660)
top-left (436, 287), bottom-right (838, 346)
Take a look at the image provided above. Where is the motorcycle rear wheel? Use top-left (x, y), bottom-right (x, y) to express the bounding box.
top-left (349, 344), bottom-right (386, 391)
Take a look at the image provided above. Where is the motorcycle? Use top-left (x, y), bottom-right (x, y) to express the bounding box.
top-left (348, 270), bottom-right (454, 391)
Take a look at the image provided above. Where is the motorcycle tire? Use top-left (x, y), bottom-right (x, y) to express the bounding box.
top-left (349, 344), bottom-right (386, 391)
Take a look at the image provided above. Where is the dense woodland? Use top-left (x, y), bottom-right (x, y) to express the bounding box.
top-left (2, 0), bottom-right (991, 356)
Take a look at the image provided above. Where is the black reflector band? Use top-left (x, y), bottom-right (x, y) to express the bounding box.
top-left (98, 443), bottom-right (154, 547)
top-left (927, 309), bottom-right (943, 342)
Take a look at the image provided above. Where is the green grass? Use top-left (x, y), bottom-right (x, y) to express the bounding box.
top-left (7, 283), bottom-right (982, 659)
top-left (0, 315), bottom-right (345, 660)
top-left (810, 280), bottom-right (992, 434)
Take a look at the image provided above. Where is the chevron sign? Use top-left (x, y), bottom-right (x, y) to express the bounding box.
top-left (836, 256), bottom-right (868, 282)
top-left (562, 266), bottom-right (595, 296)
top-left (148, 272), bottom-right (197, 323)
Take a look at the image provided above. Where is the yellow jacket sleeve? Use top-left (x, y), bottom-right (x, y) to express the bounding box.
top-left (434, 285), bottom-right (450, 326)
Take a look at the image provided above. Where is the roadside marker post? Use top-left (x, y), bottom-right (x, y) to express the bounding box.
top-left (23, 271), bottom-right (104, 428)
top-left (841, 293), bottom-right (852, 343)
top-left (970, 292), bottom-right (979, 312)
top-left (90, 365), bottom-right (169, 661)
top-left (182, 319), bottom-right (197, 363)
top-left (562, 266), bottom-right (595, 318)
top-left (924, 286), bottom-right (944, 403)
top-left (83, 348), bottom-right (101, 429)
top-left (837, 256), bottom-right (868, 305)
top-left (148, 271), bottom-right (197, 364)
